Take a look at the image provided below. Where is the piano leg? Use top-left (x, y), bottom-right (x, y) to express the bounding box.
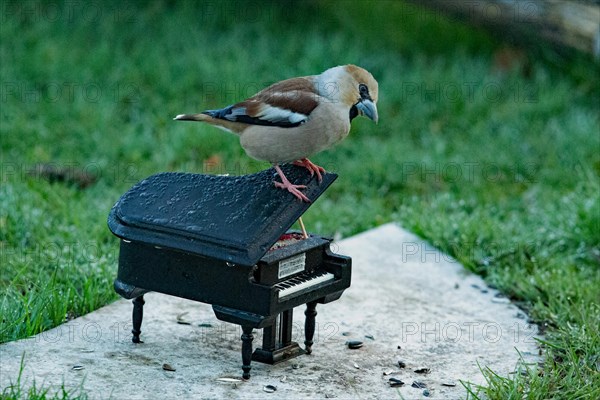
top-left (279, 309), bottom-right (293, 346)
top-left (241, 326), bottom-right (254, 379)
top-left (132, 295), bottom-right (145, 343)
top-left (304, 301), bottom-right (317, 354)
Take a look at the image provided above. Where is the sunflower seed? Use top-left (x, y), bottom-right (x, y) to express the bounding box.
top-left (353, 362), bottom-right (360, 369)
top-left (162, 363), bottom-right (176, 372)
top-left (414, 368), bottom-right (430, 374)
top-left (383, 369), bottom-right (395, 375)
top-left (72, 365), bottom-right (84, 371)
top-left (412, 381), bottom-right (427, 389)
top-left (198, 323), bottom-right (213, 327)
top-left (217, 377), bottom-right (243, 383)
top-left (365, 334), bottom-right (375, 340)
top-left (441, 381), bottom-right (457, 387)
top-left (397, 360), bottom-right (406, 368)
top-left (176, 312), bottom-right (191, 325)
top-left (388, 377), bottom-right (404, 387)
top-left (346, 340), bottom-right (363, 349)
top-left (263, 385), bottom-right (277, 393)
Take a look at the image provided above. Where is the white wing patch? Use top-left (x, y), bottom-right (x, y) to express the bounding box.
top-left (256, 104), bottom-right (308, 124)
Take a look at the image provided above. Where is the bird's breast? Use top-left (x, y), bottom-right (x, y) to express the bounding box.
top-left (239, 103), bottom-right (350, 163)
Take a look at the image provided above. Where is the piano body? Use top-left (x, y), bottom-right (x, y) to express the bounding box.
top-left (108, 165), bottom-right (351, 379)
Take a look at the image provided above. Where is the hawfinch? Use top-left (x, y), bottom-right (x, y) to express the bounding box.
top-left (174, 65), bottom-right (379, 202)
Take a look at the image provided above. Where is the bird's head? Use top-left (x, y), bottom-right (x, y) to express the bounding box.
top-left (317, 64), bottom-right (379, 123)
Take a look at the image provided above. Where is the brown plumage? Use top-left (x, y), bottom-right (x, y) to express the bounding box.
top-left (175, 65), bottom-right (379, 202)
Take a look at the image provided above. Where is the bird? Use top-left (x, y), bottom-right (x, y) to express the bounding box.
top-left (174, 64), bottom-right (379, 202)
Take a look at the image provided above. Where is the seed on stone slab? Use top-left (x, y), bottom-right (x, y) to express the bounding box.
top-left (292, 364), bottom-right (300, 369)
top-left (280, 375), bottom-right (287, 383)
top-left (397, 360), bottom-right (406, 368)
top-left (353, 362), bottom-right (360, 369)
top-left (198, 323), bottom-right (213, 327)
top-left (341, 332), bottom-right (351, 336)
top-left (162, 363), bottom-right (176, 372)
top-left (72, 365), bottom-right (84, 371)
top-left (383, 369), bottom-right (395, 375)
top-left (216, 377), bottom-right (243, 383)
top-left (388, 378), bottom-right (404, 387)
top-left (263, 385), bottom-right (277, 393)
top-left (176, 312), bottom-right (191, 325)
top-left (346, 340), bottom-right (363, 349)
top-left (414, 368), bottom-right (430, 374)
top-left (423, 389), bottom-right (431, 397)
top-left (365, 334), bottom-right (375, 340)
top-left (412, 381), bottom-right (427, 389)
top-left (441, 381), bottom-right (457, 387)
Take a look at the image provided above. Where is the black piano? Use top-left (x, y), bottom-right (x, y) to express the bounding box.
top-left (108, 165), bottom-right (352, 379)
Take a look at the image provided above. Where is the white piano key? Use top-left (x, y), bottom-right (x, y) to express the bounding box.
top-left (277, 272), bottom-right (335, 300)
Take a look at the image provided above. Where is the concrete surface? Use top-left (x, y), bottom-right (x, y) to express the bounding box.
top-left (0, 223), bottom-right (541, 399)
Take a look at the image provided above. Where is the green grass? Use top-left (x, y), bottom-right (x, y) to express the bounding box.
top-left (1, 355), bottom-right (87, 400)
top-left (1, 0), bottom-right (599, 398)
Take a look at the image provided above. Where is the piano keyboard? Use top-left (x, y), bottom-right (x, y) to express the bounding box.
top-left (276, 271), bottom-right (335, 300)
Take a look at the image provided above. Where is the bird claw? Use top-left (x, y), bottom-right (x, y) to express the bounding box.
top-left (274, 180), bottom-right (310, 202)
top-left (293, 159), bottom-right (325, 182)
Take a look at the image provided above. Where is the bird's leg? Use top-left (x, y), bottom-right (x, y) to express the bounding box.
top-left (273, 164), bottom-right (310, 202)
top-left (293, 158), bottom-right (325, 182)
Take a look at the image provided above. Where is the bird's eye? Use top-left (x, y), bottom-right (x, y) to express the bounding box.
top-left (359, 84), bottom-right (368, 95)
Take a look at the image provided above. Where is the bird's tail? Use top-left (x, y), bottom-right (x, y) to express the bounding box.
top-left (173, 112), bottom-right (243, 134)
top-left (173, 113), bottom-right (212, 122)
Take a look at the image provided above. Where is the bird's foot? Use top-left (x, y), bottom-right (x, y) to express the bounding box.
top-left (293, 158), bottom-right (325, 182)
top-left (273, 164), bottom-right (311, 202)
top-left (274, 180), bottom-right (310, 202)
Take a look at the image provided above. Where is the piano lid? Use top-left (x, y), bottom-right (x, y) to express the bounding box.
top-left (107, 164), bottom-right (337, 266)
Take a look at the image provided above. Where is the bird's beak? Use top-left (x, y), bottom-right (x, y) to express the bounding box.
top-left (356, 99), bottom-right (378, 123)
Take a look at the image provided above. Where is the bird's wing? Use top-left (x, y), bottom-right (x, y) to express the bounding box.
top-left (203, 77), bottom-right (319, 128)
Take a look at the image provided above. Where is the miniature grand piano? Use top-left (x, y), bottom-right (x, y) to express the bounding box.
top-left (108, 165), bottom-right (351, 379)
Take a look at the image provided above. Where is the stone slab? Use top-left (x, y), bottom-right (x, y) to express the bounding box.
top-left (0, 223), bottom-right (541, 399)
